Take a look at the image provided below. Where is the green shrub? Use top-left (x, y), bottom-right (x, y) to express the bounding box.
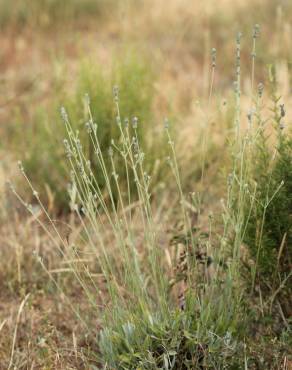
top-left (242, 74), bottom-right (291, 310)
top-left (245, 132), bottom-right (291, 274)
top-left (244, 127), bottom-right (291, 297)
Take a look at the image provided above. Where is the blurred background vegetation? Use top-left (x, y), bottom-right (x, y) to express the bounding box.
top-left (1, 0), bottom-right (291, 210)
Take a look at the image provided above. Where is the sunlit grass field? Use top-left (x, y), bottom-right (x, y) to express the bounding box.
top-left (0, 0), bottom-right (291, 368)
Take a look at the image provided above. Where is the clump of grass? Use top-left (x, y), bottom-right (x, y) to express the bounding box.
top-left (11, 77), bottom-right (248, 368)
